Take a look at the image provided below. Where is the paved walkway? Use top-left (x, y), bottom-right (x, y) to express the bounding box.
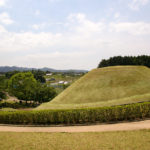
top-left (0, 120), bottom-right (150, 132)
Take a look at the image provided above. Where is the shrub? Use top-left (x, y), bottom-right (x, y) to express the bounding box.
top-left (0, 91), bottom-right (6, 99)
top-left (0, 102), bottom-right (150, 125)
top-left (0, 102), bottom-right (38, 109)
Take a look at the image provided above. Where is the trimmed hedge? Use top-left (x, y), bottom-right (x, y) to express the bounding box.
top-left (0, 102), bottom-right (38, 109)
top-left (0, 102), bottom-right (150, 125)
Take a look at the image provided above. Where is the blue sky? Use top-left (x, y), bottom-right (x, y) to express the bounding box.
top-left (0, 0), bottom-right (150, 70)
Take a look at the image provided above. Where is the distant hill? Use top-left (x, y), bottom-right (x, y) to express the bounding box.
top-left (0, 66), bottom-right (88, 73)
top-left (37, 66), bottom-right (150, 110)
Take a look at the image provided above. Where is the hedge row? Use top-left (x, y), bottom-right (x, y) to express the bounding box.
top-left (0, 102), bottom-right (38, 109)
top-left (0, 102), bottom-right (150, 125)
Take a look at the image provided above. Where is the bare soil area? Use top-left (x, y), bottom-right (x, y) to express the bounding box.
top-left (0, 120), bottom-right (150, 132)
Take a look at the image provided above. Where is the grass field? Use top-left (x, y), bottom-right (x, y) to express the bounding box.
top-left (37, 66), bottom-right (150, 110)
top-left (45, 73), bottom-right (82, 83)
top-left (0, 130), bottom-right (150, 150)
top-left (36, 93), bottom-right (150, 110)
top-left (45, 73), bottom-right (83, 94)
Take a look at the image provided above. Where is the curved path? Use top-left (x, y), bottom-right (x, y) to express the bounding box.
top-left (0, 120), bottom-right (150, 132)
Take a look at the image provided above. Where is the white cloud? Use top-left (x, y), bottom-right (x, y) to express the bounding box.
top-left (0, 14), bottom-right (150, 52)
top-left (0, 24), bottom-right (7, 32)
top-left (32, 23), bottom-right (46, 30)
top-left (114, 12), bottom-right (120, 19)
top-left (0, 13), bottom-right (150, 69)
top-left (12, 50), bottom-right (97, 69)
top-left (110, 22), bottom-right (150, 35)
top-left (129, 0), bottom-right (149, 10)
top-left (32, 22), bottom-right (64, 30)
top-left (67, 13), bottom-right (105, 36)
top-left (0, 31), bottom-right (62, 52)
top-left (0, 0), bottom-right (7, 7)
top-left (0, 12), bottom-right (14, 25)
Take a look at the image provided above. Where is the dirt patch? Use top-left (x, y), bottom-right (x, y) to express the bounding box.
top-left (0, 120), bottom-right (150, 132)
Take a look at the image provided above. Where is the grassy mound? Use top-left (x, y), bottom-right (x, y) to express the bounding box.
top-left (37, 66), bottom-right (150, 110)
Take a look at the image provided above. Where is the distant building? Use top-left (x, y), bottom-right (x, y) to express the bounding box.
top-left (58, 81), bottom-right (64, 84)
top-left (46, 79), bottom-right (50, 82)
top-left (46, 73), bottom-right (53, 76)
top-left (75, 73), bottom-right (81, 76)
top-left (58, 81), bottom-right (69, 85)
top-left (64, 81), bottom-right (69, 85)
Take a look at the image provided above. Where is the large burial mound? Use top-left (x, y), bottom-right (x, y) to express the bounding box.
top-left (37, 66), bottom-right (150, 109)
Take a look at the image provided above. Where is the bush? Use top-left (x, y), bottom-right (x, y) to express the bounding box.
top-left (0, 102), bottom-right (38, 109)
top-left (0, 91), bottom-right (7, 99)
top-left (0, 102), bottom-right (150, 125)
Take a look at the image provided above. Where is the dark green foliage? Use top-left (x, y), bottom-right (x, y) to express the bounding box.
top-left (0, 102), bottom-right (150, 125)
top-left (5, 71), bottom-right (20, 79)
top-left (0, 91), bottom-right (6, 99)
top-left (34, 83), bottom-right (57, 103)
top-left (8, 72), bottom-right (37, 101)
top-left (0, 76), bottom-right (8, 99)
top-left (31, 70), bottom-right (46, 83)
top-left (63, 83), bottom-right (70, 89)
top-left (5, 70), bottom-right (46, 83)
top-left (0, 102), bottom-right (38, 109)
top-left (8, 72), bottom-right (56, 103)
top-left (0, 76), bottom-right (8, 89)
top-left (98, 55), bottom-right (150, 68)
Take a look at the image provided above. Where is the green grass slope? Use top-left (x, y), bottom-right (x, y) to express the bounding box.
top-left (37, 66), bottom-right (150, 110)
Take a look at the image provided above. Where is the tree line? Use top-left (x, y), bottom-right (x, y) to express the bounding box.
top-left (0, 76), bottom-right (7, 100)
top-left (98, 55), bottom-right (150, 68)
top-left (5, 70), bottom-right (46, 83)
top-left (0, 71), bottom-right (56, 103)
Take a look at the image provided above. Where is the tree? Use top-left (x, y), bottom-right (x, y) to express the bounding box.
top-left (98, 55), bottom-right (150, 68)
top-left (34, 84), bottom-right (57, 103)
top-left (8, 72), bottom-right (37, 102)
top-left (8, 72), bottom-right (57, 103)
top-left (31, 70), bottom-right (46, 83)
top-left (0, 76), bottom-right (8, 99)
top-left (5, 71), bottom-right (20, 79)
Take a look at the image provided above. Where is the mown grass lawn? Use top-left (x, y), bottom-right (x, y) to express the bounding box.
top-left (0, 130), bottom-right (150, 150)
